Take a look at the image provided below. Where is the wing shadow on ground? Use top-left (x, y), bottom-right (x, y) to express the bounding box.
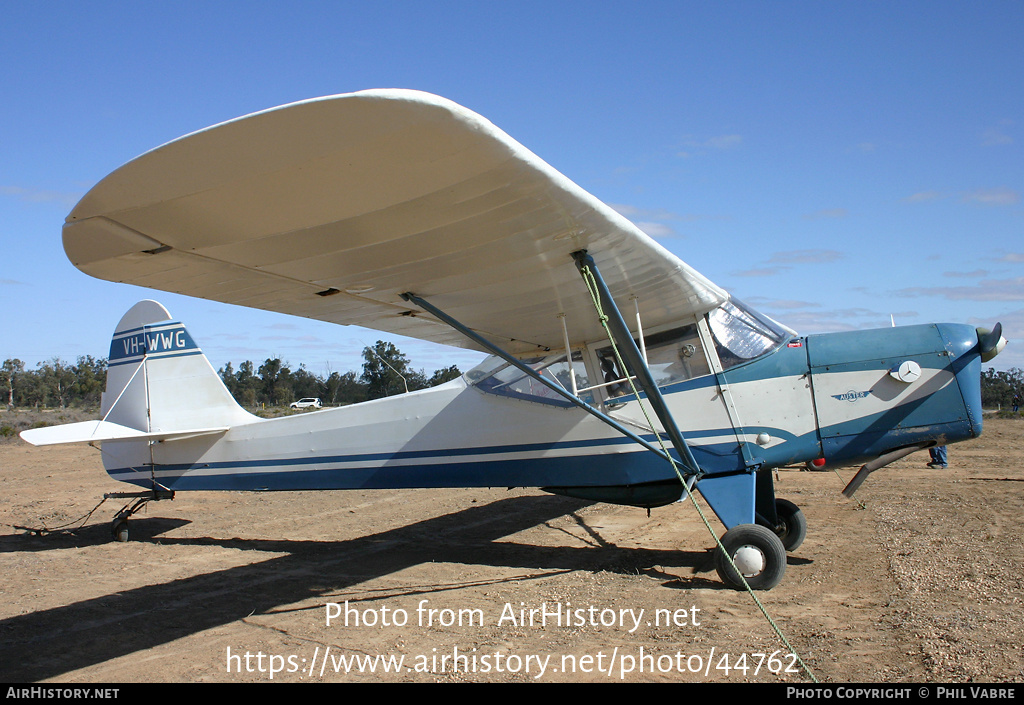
top-left (1, 494), bottom-right (721, 682)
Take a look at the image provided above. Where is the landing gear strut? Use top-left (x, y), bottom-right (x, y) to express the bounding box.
top-left (106, 489), bottom-right (174, 542)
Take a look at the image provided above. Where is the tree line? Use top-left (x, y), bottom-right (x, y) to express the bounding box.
top-left (2, 356), bottom-right (106, 409)
top-left (2, 341), bottom-right (462, 410)
top-left (981, 367), bottom-right (1024, 411)
top-left (219, 341), bottom-right (462, 407)
top-left (4, 350), bottom-right (1021, 413)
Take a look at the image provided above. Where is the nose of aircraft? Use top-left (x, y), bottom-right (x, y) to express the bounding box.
top-left (977, 323), bottom-right (1007, 362)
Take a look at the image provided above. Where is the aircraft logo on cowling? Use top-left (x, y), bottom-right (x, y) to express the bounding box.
top-left (832, 389), bottom-right (871, 403)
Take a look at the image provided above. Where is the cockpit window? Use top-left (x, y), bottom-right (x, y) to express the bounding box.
top-left (467, 352), bottom-right (593, 407)
top-left (707, 299), bottom-right (788, 369)
top-left (596, 322), bottom-right (710, 398)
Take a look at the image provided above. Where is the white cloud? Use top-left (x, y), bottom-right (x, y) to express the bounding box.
top-left (730, 250), bottom-right (845, 278)
top-left (730, 266), bottom-right (790, 277)
top-left (0, 185), bottom-right (81, 208)
top-left (902, 191), bottom-right (945, 204)
top-left (895, 276), bottom-right (1024, 302)
top-left (636, 221), bottom-right (675, 238)
top-left (802, 208), bottom-right (849, 220)
top-left (903, 188), bottom-right (1021, 206)
top-left (703, 134), bottom-right (742, 150)
top-left (980, 126), bottom-right (1013, 146)
top-left (943, 270), bottom-right (990, 278)
top-left (610, 204), bottom-right (685, 221)
top-left (768, 249), bottom-right (845, 264)
top-left (609, 203), bottom-right (725, 238)
top-left (961, 188), bottom-right (1020, 206)
top-left (763, 306), bottom-right (911, 335)
top-left (676, 134), bottom-right (742, 157)
top-left (744, 297), bottom-right (821, 310)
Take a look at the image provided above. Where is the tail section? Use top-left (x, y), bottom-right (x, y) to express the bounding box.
top-left (22, 301), bottom-right (255, 446)
top-left (104, 300), bottom-right (255, 432)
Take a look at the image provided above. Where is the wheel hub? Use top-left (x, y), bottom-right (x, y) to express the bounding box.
top-left (732, 545), bottom-right (765, 577)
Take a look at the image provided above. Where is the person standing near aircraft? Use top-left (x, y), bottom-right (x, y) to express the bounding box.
top-left (928, 446), bottom-right (948, 469)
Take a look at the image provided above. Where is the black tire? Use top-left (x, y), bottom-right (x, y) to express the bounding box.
top-left (767, 498), bottom-right (807, 552)
top-left (112, 520), bottom-right (129, 543)
top-left (715, 524), bottom-right (787, 591)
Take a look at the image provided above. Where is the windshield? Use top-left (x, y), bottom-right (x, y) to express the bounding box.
top-left (707, 299), bottom-right (789, 369)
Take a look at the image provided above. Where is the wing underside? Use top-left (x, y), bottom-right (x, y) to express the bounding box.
top-left (64, 89), bottom-right (726, 354)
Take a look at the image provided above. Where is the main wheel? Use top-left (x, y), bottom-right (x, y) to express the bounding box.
top-left (760, 498), bottom-right (807, 552)
top-left (112, 519), bottom-right (129, 543)
top-left (715, 524), bottom-right (787, 591)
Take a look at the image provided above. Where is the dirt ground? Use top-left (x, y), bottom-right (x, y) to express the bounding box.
top-left (1, 417), bottom-right (1022, 684)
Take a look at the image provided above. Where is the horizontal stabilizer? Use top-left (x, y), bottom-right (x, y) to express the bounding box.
top-left (20, 420), bottom-right (228, 446)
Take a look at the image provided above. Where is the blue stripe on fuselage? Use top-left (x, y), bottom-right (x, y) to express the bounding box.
top-left (105, 430), bottom-right (786, 491)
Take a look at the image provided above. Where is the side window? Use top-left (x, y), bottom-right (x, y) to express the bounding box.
top-left (596, 323), bottom-right (710, 398)
top-left (472, 352), bottom-right (593, 406)
top-left (644, 324), bottom-right (711, 385)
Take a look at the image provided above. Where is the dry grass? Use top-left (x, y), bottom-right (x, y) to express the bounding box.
top-left (0, 408), bottom-right (99, 443)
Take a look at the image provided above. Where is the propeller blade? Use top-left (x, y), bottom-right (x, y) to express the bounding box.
top-left (977, 322), bottom-right (1006, 362)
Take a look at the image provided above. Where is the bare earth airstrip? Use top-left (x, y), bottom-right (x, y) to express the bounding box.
top-left (1, 416), bottom-right (1022, 683)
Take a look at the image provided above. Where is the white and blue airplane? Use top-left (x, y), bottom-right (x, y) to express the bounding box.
top-left (22, 90), bottom-right (1006, 590)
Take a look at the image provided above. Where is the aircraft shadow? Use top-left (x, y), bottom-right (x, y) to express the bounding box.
top-left (0, 494), bottom-right (719, 682)
top-left (0, 518), bottom-right (192, 552)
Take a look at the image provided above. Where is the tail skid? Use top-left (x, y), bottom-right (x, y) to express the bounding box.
top-left (21, 300), bottom-right (254, 446)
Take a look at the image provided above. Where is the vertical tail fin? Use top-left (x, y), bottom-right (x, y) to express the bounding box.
top-left (21, 301), bottom-right (255, 447)
top-left (104, 300), bottom-right (255, 433)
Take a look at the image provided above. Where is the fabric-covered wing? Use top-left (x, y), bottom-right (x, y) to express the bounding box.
top-left (64, 89), bottom-right (727, 355)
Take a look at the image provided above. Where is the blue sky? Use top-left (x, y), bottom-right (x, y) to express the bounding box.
top-left (2, 1), bottom-right (1022, 378)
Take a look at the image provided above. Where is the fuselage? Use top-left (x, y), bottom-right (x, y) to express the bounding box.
top-left (101, 307), bottom-right (984, 533)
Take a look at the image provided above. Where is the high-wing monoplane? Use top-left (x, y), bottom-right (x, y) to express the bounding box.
top-left (22, 90), bottom-right (1007, 590)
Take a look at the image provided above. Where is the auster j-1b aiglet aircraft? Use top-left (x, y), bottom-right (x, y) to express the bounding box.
top-left (22, 90), bottom-right (1007, 591)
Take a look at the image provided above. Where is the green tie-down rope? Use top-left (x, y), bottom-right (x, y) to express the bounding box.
top-left (580, 265), bottom-right (818, 683)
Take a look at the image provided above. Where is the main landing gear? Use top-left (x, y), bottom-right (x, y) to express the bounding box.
top-left (715, 498), bottom-right (807, 591)
top-left (106, 489), bottom-right (174, 542)
top-left (762, 498), bottom-right (807, 552)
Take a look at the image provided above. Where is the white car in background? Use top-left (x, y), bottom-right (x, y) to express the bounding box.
top-left (290, 398), bottom-right (322, 410)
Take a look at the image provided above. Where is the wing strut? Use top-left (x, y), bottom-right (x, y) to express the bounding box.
top-left (573, 250), bottom-right (703, 478)
top-left (400, 292), bottom-right (676, 464)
